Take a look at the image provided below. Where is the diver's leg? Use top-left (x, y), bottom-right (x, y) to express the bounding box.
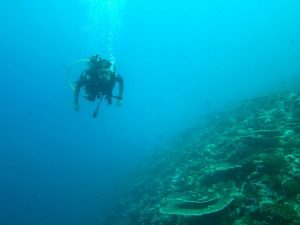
top-left (84, 95), bottom-right (96, 101)
top-left (84, 86), bottom-right (97, 101)
top-left (106, 95), bottom-right (112, 105)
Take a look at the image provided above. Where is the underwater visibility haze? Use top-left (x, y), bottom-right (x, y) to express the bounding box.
top-left (0, 0), bottom-right (300, 224)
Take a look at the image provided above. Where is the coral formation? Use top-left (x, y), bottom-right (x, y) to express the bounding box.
top-left (100, 87), bottom-right (300, 225)
top-left (260, 201), bottom-right (299, 223)
top-left (160, 181), bottom-right (236, 216)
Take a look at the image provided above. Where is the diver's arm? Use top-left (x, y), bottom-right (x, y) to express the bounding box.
top-left (74, 74), bottom-right (86, 111)
top-left (117, 74), bottom-right (124, 99)
top-left (114, 74), bottom-right (124, 107)
top-left (74, 85), bottom-right (80, 112)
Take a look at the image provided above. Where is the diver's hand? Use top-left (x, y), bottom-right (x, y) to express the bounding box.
top-left (116, 97), bottom-right (123, 107)
top-left (74, 104), bottom-right (80, 112)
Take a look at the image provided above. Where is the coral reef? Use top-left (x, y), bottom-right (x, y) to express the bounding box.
top-left (160, 181), bottom-right (236, 216)
top-left (100, 88), bottom-right (300, 225)
top-left (260, 201), bottom-right (299, 224)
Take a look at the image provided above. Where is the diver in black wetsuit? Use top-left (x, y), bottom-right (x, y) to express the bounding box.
top-left (73, 55), bottom-right (124, 112)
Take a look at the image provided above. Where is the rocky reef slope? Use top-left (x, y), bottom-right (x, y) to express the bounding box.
top-left (101, 90), bottom-right (300, 225)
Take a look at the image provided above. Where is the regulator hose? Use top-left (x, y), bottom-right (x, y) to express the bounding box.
top-left (66, 59), bottom-right (89, 91)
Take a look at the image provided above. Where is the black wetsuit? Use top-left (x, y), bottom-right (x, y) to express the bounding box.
top-left (75, 67), bottom-right (124, 104)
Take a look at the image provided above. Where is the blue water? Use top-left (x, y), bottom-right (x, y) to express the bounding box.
top-left (0, 0), bottom-right (300, 224)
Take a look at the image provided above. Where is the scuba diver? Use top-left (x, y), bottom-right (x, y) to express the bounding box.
top-left (73, 55), bottom-right (124, 117)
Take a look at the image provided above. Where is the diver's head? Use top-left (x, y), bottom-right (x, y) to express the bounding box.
top-left (88, 54), bottom-right (102, 68)
top-left (101, 59), bottom-right (112, 69)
